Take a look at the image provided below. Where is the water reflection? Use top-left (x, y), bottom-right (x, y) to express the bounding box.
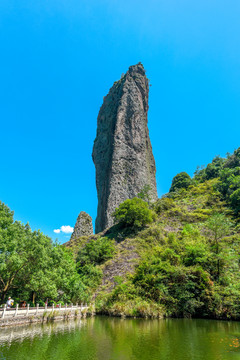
top-left (0, 318), bottom-right (88, 345)
top-left (0, 317), bottom-right (240, 360)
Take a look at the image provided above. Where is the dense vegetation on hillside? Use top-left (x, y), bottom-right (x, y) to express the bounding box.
top-left (171, 148), bottom-right (240, 217)
top-left (1, 148), bottom-right (240, 319)
top-left (70, 148), bottom-right (240, 319)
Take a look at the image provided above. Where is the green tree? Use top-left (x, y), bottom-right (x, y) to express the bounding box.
top-left (133, 256), bottom-right (212, 317)
top-left (0, 201), bottom-right (82, 303)
top-left (230, 189), bottom-right (240, 214)
top-left (0, 219), bottom-right (31, 302)
top-left (76, 237), bottom-right (116, 298)
top-left (224, 147), bottom-right (240, 169)
top-left (112, 197), bottom-right (155, 228)
top-left (205, 156), bottom-right (224, 180)
top-left (169, 172), bottom-right (192, 192)
top-left (25, 239), bottom-right (83, 303)
top-left (76, 237), bottom-right (116, 266)
top-left (206, 213), bottom-right (232, 279)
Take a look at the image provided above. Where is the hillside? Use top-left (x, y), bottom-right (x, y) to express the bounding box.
top-left (1, 148), bottom-right (240, 319)
top-left (69, 148), bottom-right (240, 319)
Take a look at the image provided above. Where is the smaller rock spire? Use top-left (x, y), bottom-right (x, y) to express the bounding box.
top-left (70, 212), bottom-right (93, 241)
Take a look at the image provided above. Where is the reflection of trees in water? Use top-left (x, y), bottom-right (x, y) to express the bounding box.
top-left (0, 318), bottom-right (97, 360)
top-left (91, 317), bottom-right (168, 359)
top-left (1, 318), bottom-right (240, 360)
top-left (92, 318), bottom-right (240, 360)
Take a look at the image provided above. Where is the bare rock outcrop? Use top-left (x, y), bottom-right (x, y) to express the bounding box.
top-left (70, 211), bottom-right (93, 241)
top-left (92, 63), bottom-right (158, 233)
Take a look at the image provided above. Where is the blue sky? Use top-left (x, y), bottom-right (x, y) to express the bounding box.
top-left (1, 0), bottom-right (240, 242)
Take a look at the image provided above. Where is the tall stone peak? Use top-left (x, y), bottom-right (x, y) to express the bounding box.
top-left (70, 211), bottom-right (93, 241)
top-left (92, 63), bottom-right (158, 233)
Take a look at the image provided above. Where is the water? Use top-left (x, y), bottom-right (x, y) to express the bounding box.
top-left (0, 317), bottom-right (240, 360)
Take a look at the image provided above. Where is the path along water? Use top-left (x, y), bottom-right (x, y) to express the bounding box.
top-left (0, 317), bottom-right (240, 360)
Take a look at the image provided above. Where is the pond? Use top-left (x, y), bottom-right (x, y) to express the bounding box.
top-left (0, 317), bottom-right (240, 360)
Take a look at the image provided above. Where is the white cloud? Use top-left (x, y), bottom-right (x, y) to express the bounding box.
top-left (53, 225), bottom-right (74, 235)
top-left (61, 225), bottom-right (74, 234)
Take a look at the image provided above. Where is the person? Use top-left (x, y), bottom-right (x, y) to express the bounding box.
top-left (6, 296), bottom-right (14, 308)
top-left (20, 301), bottom-right (26, 308)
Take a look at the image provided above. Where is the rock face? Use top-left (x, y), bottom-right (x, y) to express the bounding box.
top-left (92, 63), bottom-right (158, 233)
top-left (70, 212), bottom-right (93, 240)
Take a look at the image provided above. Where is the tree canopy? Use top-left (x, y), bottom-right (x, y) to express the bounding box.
top-left (169, 172), bottom-right (192, 193)
top-left (0, 201), bottom-right (84, 304)
top-left (112, 197), bottom-right (155, 228)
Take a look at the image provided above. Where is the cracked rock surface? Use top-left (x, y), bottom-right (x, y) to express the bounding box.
top-left (92, 63), bottom-right (157, 233)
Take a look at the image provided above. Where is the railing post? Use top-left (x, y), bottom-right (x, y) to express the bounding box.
top-left (14, 304), bottom-right (18, 317)
top-left (36, 303), bottom-right (39, 315)
top-left (26, 304), bottom-right (30, 316)
top-left (45, 303), bottom-right (47, 310)
top-left (59, 303), bottom-right (61, 311)
top-left (65, 303), bottom-right (67, 312)
top-left (81, 302), bottom-right (83, 311)
top-left (52, 303), bottom-right (54, 313)
top-left (2, 304), bottom-right (6, 319)
top-left (71, 303), bottom-right (73, 314)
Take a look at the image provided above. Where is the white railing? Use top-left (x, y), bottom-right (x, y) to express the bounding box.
top-left (0, 303), bottom-right (89, 319)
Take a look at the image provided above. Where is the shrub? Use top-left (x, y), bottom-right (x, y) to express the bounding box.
top-left (48, 300), bottom-right (56, 306)
top-left (38, 300), bottom-right (45, 307)
top-left (154, 198), bottom-right (175, 214)
top-left (76, 237), bottom-right (116, 266)
top-left (112, 198), bottom-right (155, 228)
top-left (77, 264), bottom-right (103, 289)
top-left (106, 299), bottom-right (163, 318)
top-left (230, 188), bottom-right (240, 214)
top-left (205, 156), bottom-right (224, 180)
top-left (133, 257), bottom-right (213, 317)
top-left (169, 172), bottom-right (192, 193)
